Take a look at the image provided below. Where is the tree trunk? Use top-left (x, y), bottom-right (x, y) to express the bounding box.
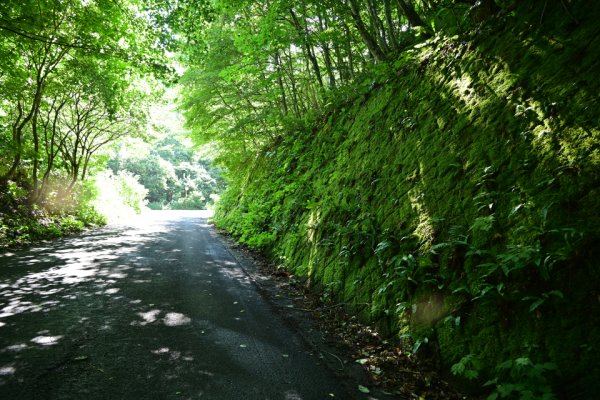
top-left (31, 106), bottom-right (40, 203)
top-left (37, 96), bottom-right (67, 203)
top-left (274, 51), bottom-right (289, 115)
top-left (341, 22), bottom-right (356, 80)
top-left (384, 0), bottom-right (400, 51)
top-left (1, 103), bottom-right (24, 185)
top-left (366, 0), bottom-right (391, 54)
top-left (346, 0), bottom-right (386, 62)
top-left (290, 8), bottom-right (324, 89)
top-left (283, 48), bottom-right (302, 117)
top-left (317, 14), bottom-right (337, 88)
top-left (395, 0), bottom-right (427, 28)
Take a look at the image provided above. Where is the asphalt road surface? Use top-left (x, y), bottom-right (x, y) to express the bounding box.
top-left (0, 211), bottom-right (355, 399)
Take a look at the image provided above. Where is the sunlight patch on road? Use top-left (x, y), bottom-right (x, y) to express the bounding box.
top-left (0, 365), bottom-right (16, 376)
top-left (133, 309), bottom-right (161, 326)
top-left (285, 391), bottom-right (304, 400)
top-left (151, 346), bottom-right (194, 362)
top-left (152, 347), bottom-right (170, 354)
top-left (2, 344), bottom-right (27, 352)
top-left (30, 335), bottom-right (63, 346)
top-left (163, 312), bottom-right (191, 327)
top-left (133, 310), bottom-right (192, 327)
top-left (0, 300), bottom-right (41, 318)
top-left (56, 263), bottom-right (99, 284)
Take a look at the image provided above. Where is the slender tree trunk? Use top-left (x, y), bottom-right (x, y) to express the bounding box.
top-left (274, 51), bottom-right (289, 115)
top-left (341, 22), bottom-right (356, 80)
top-left (283, 48), bottom-right (302, 117)
top-left (366, 0), bottom-right (391, 54)
top-left (38, 97), bottom-right (66, 202)
top-left (2, 103), bottom-right (24, 185)
top-left (323, 9), bottom-right (349, 83)
top-left (346, 0), bottom-right (386, 61)
top-left (289, 8), bottom-right (324, 89)
top-left (31, 106), bottom-right (40, 202)
top-left (384, 0), bottom-right (400, 51)
top-left (317, 15), bottom-right (337, 88)
top-left (395, 0), bottom-right (427, 28)
top-left (81, 151), bottom-right (93, 182)
top-left (332, 39), bottom-right (348, 83)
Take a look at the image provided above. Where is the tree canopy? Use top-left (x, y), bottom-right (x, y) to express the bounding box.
top-left (175, 0), bottom-right (489, 169)
top-left (0, 0), bottom-right (172, 202)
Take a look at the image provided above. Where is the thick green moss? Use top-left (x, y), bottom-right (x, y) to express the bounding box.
top-left (215, 2), bottom-right (600, 397)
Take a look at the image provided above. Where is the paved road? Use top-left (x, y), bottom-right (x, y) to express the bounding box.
top-left (0, 211), bottom-right (354, 399)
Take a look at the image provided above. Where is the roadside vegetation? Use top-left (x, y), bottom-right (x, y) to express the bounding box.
top-left (176, 1), bottom-right (600, 398)
top-left (1, 0), bottom-right (598, 399)
top-left (0, 1), bottom-right (221, 246)
top-left (0, 0), bottom-right (165, 245)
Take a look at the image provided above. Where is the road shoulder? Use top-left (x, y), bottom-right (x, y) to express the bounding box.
top-left (212, 226), bottom-right (465, 400)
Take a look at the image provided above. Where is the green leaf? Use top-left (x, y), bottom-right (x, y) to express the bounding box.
top-left (515, 357), bottom-right (531, 367)
top-left (529, 298), bottom-right (545, 312)
top-left (464, 369), bottom-right (479, 380)
top-left (451, 362), bottom-right (465, 375)
top-left (484, 378), bottom-right (498, 387)
top-left (548, 290), bottom-right (564, 299)
top-left (374, 240), bottom-right (392, 255)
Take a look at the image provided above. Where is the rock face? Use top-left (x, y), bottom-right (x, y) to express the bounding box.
top-left (215, 2), bottom-right (600, 397)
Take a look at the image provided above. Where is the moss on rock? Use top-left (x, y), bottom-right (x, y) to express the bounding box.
top-left (214, 2), bottom-right (600, 397)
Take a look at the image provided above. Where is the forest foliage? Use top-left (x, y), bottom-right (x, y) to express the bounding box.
top-left (0, 0), bottom-right (220, 244)
top-left (108, 136), bottom-right (224, 211)
top-left (1, 0), bottom-right (599, 398)
top-left (0, 0), bottom-right (169, 242)
top-left (177, 0), bottom-right (452, 167)
top-left (174, 0), bottom-right (600, 399)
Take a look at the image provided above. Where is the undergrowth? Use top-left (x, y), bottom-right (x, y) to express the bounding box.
top-left (0, 181), bottom-right (106, 248)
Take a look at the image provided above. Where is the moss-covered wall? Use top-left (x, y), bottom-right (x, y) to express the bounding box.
top-left (215, 2), bottom-right (600, 397)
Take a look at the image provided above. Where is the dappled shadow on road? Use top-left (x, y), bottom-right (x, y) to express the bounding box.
top-left (0, 211), bottom-right (348, 399)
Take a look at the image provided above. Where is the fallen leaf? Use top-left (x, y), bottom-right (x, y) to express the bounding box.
top-left (240, 344), bottom-right (247, 348)
top-left (358, 385), bottom-right (370, 394)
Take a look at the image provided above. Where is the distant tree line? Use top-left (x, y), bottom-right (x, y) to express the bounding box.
top-left (109, 137), bottom-right (224, 210)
